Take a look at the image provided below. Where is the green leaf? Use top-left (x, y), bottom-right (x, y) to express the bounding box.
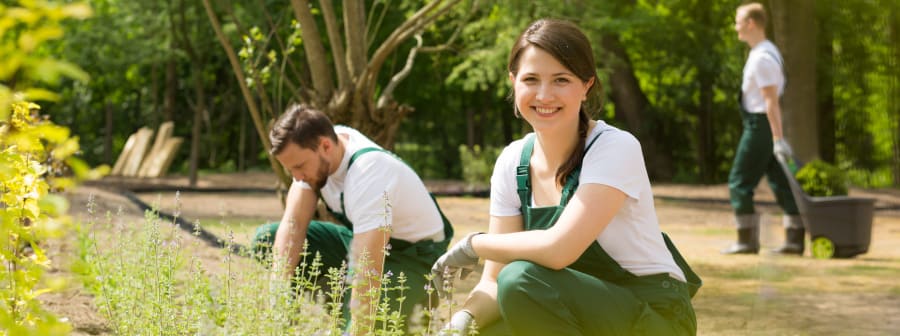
top-left (61, 3), bottom-right (93, 19)
top-left (22, 88), bottom-right (60, 102)
top-left (38, 194), bottom-right (70, 217)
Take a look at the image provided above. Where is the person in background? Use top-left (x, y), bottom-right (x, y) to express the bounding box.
top-left (723, 2), bottom-right (803, 255)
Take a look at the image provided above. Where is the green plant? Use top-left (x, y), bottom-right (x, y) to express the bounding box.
top-left (795, 159), bottom-right (849, 197)
top-left (459, 144), bottom-right (502, 190)
top-left (76, 191), bottom-right (476, 335)
top-left (0, 1), bottom-right (91, 119)
top-left (1, 1), bottom-right (103, 333)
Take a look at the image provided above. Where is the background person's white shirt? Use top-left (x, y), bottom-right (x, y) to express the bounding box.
top-left (298, 125), bottom-right (444, 242)
top-left (489, 121), bottom-right (685, 282)
top-left (741, 39), bottom-right (785, 113)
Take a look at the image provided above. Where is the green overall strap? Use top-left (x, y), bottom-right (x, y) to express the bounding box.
top-left (325, 147), bottom-right (454, 246)
top-left (339, 147), bottom-right (384, 215)
top-left (516, 131), bottom-right (606, 208)
top-left (516, 134), bottom-right (535, 218)
top-left (662, 233), bottom-right (702, 297)
top-left (321, 147), bottom-right (383, 223)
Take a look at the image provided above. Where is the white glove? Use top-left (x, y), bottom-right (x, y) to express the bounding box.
top-left (438, 310), bottom-right (475, 336)
top-left (431, 232), bottom-right (483, 298)
top-left (774, 138), bottom-right (794, 157)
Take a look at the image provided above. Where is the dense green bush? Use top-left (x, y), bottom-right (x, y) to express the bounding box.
top-left (459, 145), bottom-right (502, 190)
top-left (1, 1), bottom-right (101, 334)
top-left (796, 159), bottom-right (849, 197)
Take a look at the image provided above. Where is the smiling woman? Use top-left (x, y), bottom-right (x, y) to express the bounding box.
top-left (431, 19), bottom-right (702, 336)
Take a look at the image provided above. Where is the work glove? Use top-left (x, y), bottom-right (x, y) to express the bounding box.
top-left (438, 310), bottom-right (475, 336)
top-left (773, 138), bottom-right (794, 157)
top-left (431, 232), bottom-right (483, 299)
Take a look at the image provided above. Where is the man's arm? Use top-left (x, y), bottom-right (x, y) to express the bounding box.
top-left (761, 85), bottom-right (784, 140)
top-left (271, 181), bottom-right (318, 279)
top-left (347, 228), bottom-right (390, 335)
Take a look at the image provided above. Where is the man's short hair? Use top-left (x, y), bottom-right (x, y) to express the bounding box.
top-left (269, 104), bottom-right (338, 155)
top-left (738, 2), bottom-right (767, 28)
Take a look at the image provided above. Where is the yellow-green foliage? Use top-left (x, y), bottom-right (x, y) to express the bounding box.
top-left (0, 1), bottom-right (91, 119)
top-left (796, 159), bottom-right (849, 197)
top-left (1, 1), bottom-right (101, 334)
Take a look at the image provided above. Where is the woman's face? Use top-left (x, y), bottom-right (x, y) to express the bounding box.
top-left (510, 46), bottom-right (593, 133)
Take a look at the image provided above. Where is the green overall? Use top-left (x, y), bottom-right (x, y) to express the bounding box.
top-left (728, 58), bottom-right (798, 216)
top-left (480, 134), bottom-right (702, 336)
top-left (251, 147), bottom-right (454, 326)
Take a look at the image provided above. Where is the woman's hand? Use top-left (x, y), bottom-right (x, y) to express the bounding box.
top-left (438, 310), bottom-right (475, 335)
top-left (431, 232), bottom-right (483, 298)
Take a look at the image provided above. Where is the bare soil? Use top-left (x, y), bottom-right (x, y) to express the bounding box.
top-left (44, 173), bottom-right (900, 335)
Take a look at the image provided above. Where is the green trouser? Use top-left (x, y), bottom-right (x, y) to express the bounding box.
top-left (477, 134), bottom-right (701, 335)
top-left (251, 220), bottom-right (444, 327)
top-left (728, 111), bottom-right (799, 215)
top-left (479, 262), bottom-right (696, 336)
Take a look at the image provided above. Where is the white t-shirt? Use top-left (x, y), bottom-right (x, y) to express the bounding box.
top-left (297, 126), bottom-right (445, 242)
top-left (741, 40), bottom-right (784, 113)
top-left (489, 121), bottom-right (685, 282)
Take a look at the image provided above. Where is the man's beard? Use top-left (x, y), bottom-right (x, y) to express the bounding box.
top-left (310, 155), bottom-right (331, 191)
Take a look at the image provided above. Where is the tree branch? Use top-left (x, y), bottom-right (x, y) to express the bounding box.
top-left (363, 0), bottom-right (461, 107)
top-left (290, 0), bottom-right (334, 103)
top-left (318, 0), bottom-right (349, 89)
top-left (201, 0), bottom-right (291, 191)
top-left (257, 0), bottom-right (309, 102)
top-left (344, 0), bottom-right (368, 78)
top-left (419, 0), bottom-right (479, 53)
top-left (366, 0), bottom-right (391, 50)
top-left (377, 34), bottom-right (422, 109)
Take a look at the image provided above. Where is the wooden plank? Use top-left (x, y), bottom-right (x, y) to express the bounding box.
top-left (138, 121), bottom-right (174, 177)
top-left (122, 127), bottom-right (155, 176)
top-left (144, 137), bottom-right (184, 177)
top-left (111, 132), bottom-right (138, 175)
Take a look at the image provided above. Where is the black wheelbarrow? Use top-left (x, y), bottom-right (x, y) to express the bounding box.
top-left (774, 152), bottom-right (875, 259)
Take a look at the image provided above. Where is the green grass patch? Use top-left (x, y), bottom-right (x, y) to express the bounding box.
top-left (197, 217), bottom-right (266, 230)
top-left (825, 263), bottom-right (900, 277)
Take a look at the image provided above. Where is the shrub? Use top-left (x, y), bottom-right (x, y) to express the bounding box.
top-left (796, 159), bottom-right (848, 197)
top-left (1, 2), bottom-right (101, 333)
top-left (459, 145), bottom-right (501, 191)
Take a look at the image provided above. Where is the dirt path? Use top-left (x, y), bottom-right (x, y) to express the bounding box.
top-left (46, 175), bottom-right (900, 335)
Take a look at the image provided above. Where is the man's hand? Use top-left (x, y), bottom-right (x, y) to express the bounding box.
top-left (431, 232), bottom-right (483, 298)
top-left (438, 310), bottom-right (475, 336)
top-left (774, 138), bottom-right (794, 157)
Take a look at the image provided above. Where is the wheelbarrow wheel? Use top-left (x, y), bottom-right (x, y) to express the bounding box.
top-left (811, 236), bottom-right (835, 259)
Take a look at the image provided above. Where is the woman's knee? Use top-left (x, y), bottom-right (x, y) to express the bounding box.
top-left (496, 261), bottom-right (554, 303)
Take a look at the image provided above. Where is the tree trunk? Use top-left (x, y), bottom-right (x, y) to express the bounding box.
top-left (890, 0), bottom-right (900, 186)
top-left (698, 74), bottom-right (714, 183)
top-left (189, 75), bottom-right (204, 186)
top-left (466, 106), bottom-right (475, 148)
top-left (770, 0), bottom-right (819, 162)
top-left (600, 33), bottom-right (674, 180)
top-left (104, 102), bottom-right (113, 164)
top-left (816, 0), bottom-right (835, 163)
top-left (164, 58), bottom-right (176, 122)
top-left (239, 105), bottom-right (246, 172)
top-left (694, 0), bottom-right (716, 183)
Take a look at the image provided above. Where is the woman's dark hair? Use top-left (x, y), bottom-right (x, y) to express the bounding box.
top-left (508, 19), bottom-right (600, 187)
top-left (269, 104), bottom-right (338, 155)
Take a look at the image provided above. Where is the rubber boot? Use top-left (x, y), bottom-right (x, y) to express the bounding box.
top-left (773, 215), bottom-right (805, 255)
top-left (722, 214), bottom-right (759, 254)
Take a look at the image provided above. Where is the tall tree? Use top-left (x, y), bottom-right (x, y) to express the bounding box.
top-left (769, 0), bottom-right (819, 162)
top-left (202, 0), bottom-right (474, 189)
top-left (816, 0), bottom-right (836, 163)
